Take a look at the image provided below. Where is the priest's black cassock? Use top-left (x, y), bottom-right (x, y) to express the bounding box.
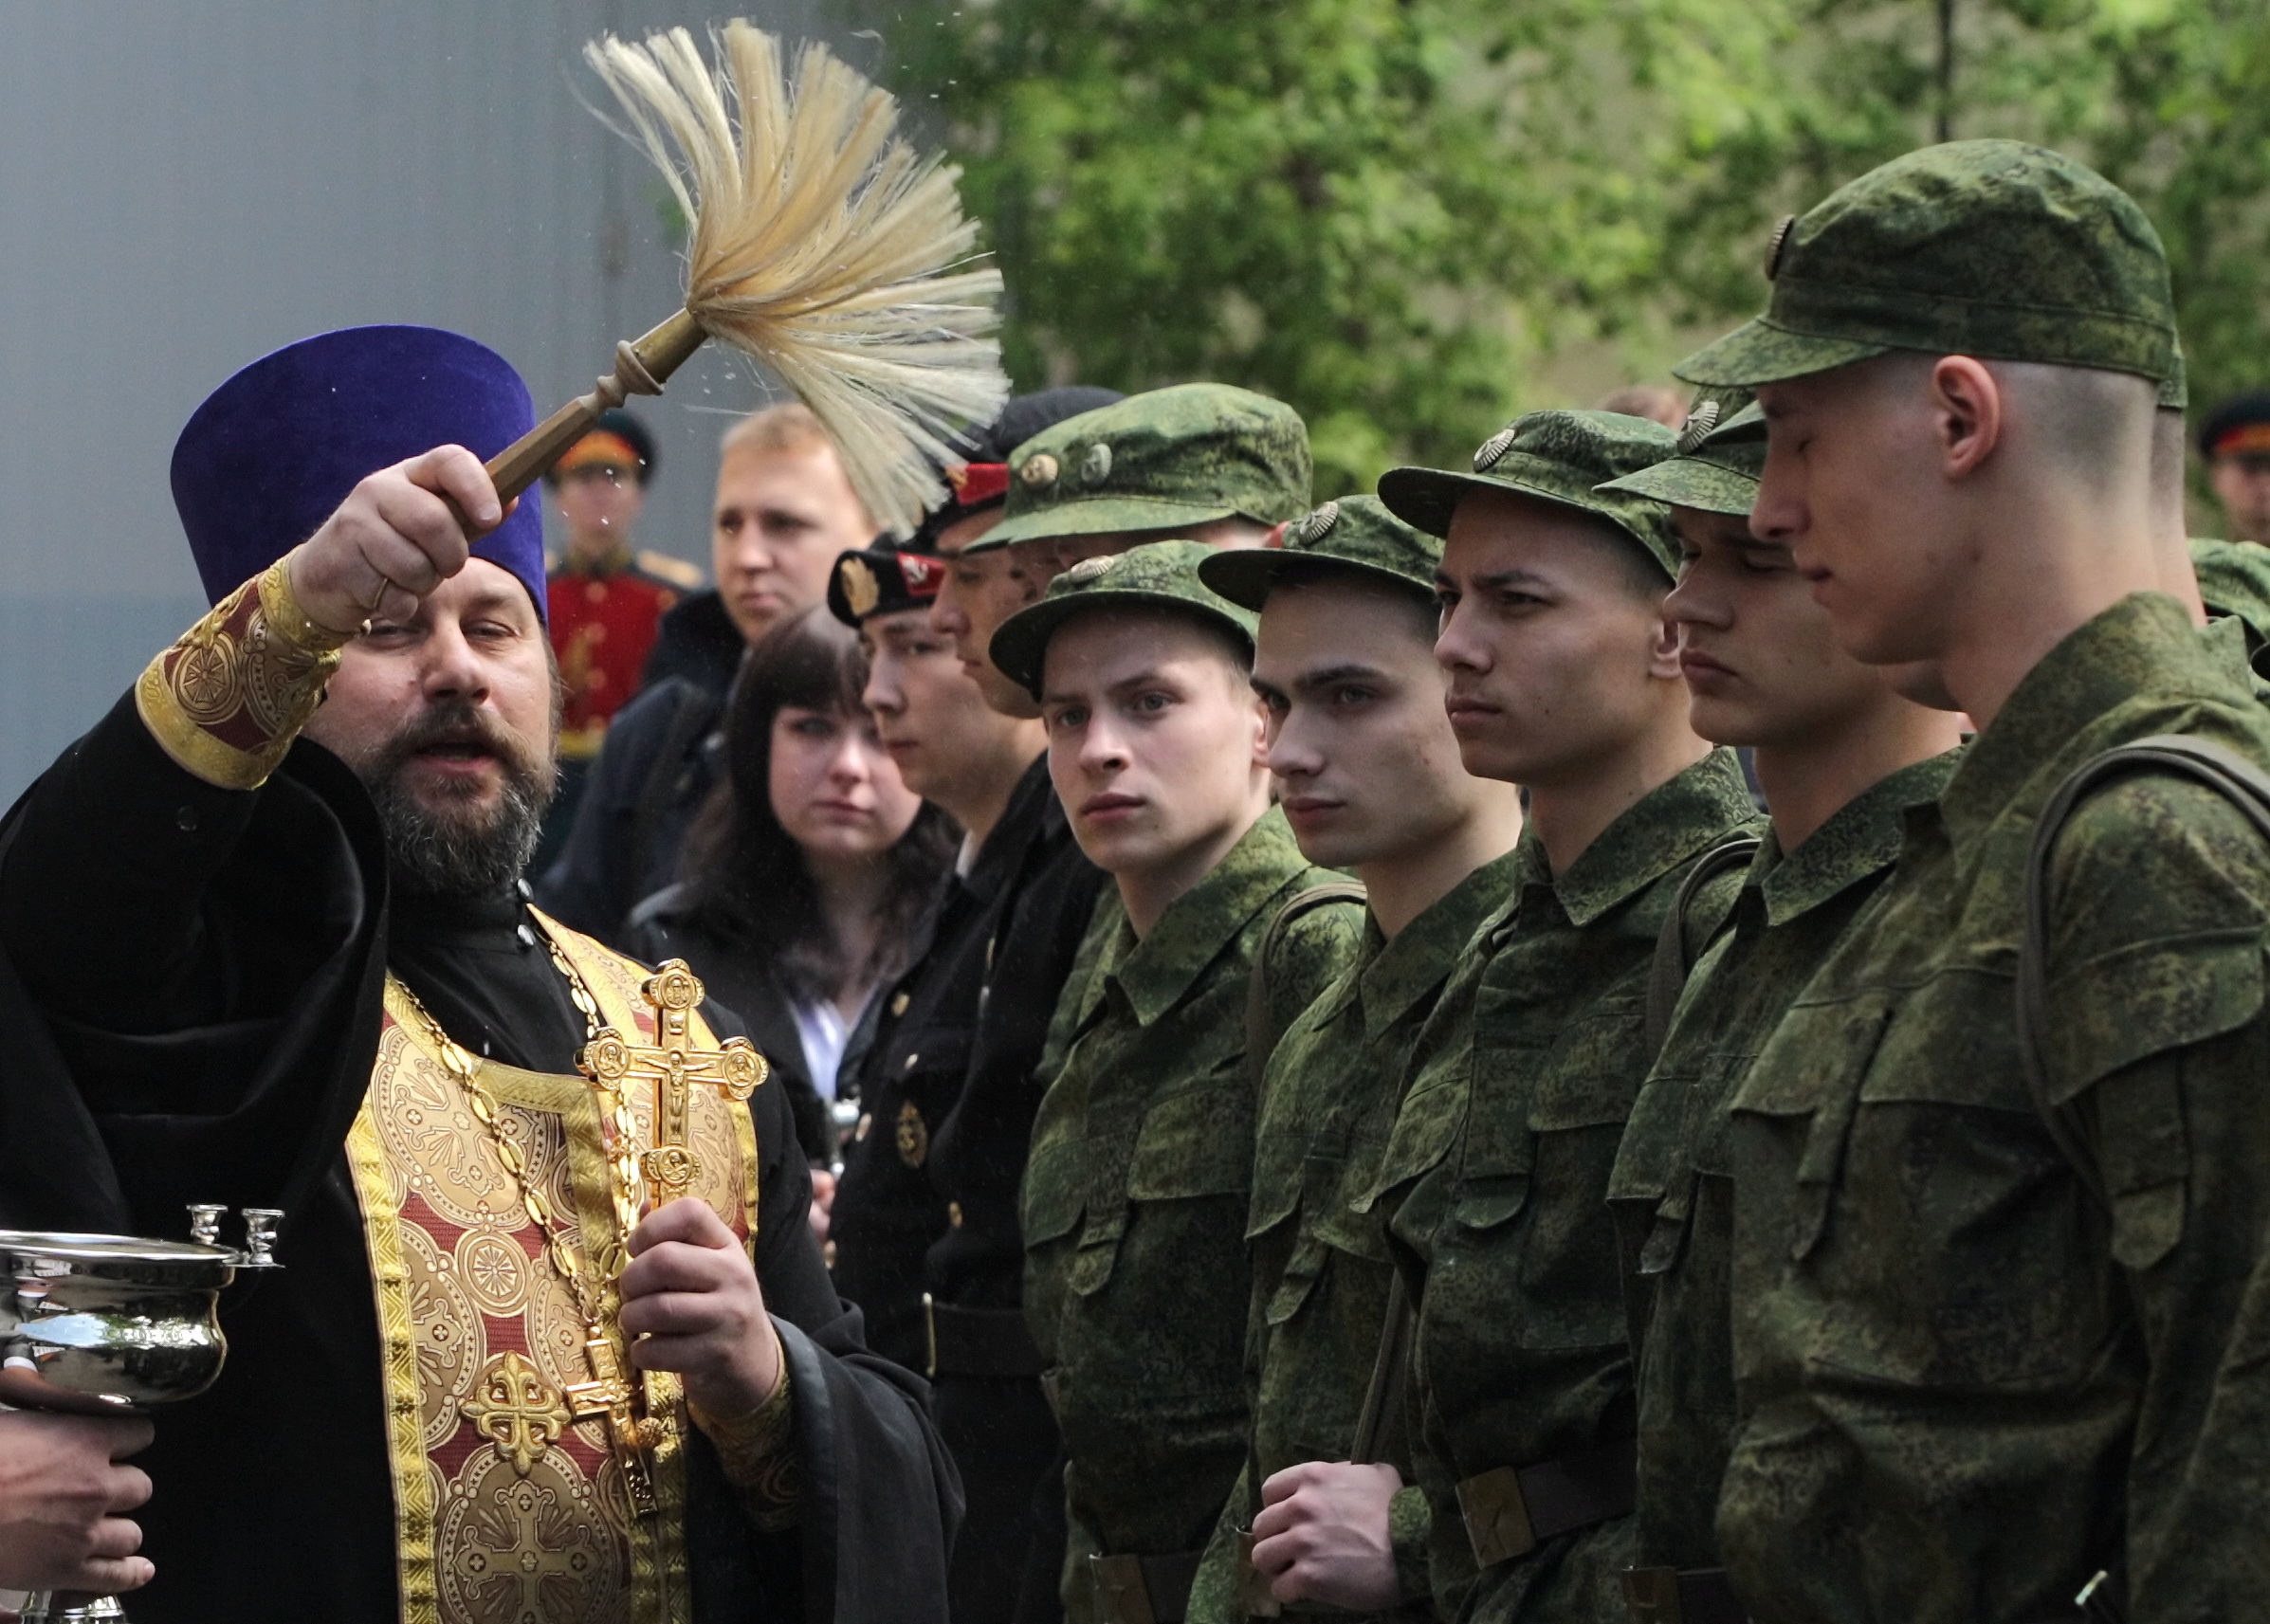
top-left (0, 684), bottom-right (961, 1623)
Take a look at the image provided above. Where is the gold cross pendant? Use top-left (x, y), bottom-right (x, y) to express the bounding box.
top-left (577, 959), bottom-right (768, 1206)
top-left (564, 1333), bottom-right (659, 1516)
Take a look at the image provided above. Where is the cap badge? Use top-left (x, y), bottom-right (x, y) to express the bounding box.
top-left (839, 556), bottom-right (881, 618)
top-left (1294, 501), bottom-right (1340, 546)
top-left (1763, 214), bottom-right (1797, 282)
top-left (1080, 442), bottom-right (1113, 485)
top-left (900, 554), bottom-right (946, 597)
top-left (1020, 452), bottom-right (1060, 490)
top-left (1473, 428), bottom-right (1518, 473)
top-left (1061, 555), bottom-right (1116, 587)
top-left (1675, 400), bottom-right (1722, 455)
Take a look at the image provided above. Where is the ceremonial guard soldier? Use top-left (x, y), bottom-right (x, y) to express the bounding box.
top-left (1590, 404), bottom-right (1964, 1622)
top-left (544, 408), bottom-right (702, 761)
top-left (1364, 411), bottom-right (1763, 1623)
top-left (1184, 498), bottom-right (1526, 1623)
top-left (0, 326), bottom-right (958, 1624)
top-left (1675, 140), bottom-right (2270, 1622)
top-left (992, 544), bottom-right (1365, 1624)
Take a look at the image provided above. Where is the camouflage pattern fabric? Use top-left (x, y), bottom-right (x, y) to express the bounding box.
top-left (972, 382), bottom-right (1312, 553)
top-left (1604, 751), bottom-right (1958, 1589)
top-left (1595, 403), bottom-right (1767, 519)
top-left (1376, 410), bottom-right (1681, 578)
top-left (990, 538), bottom-right (1259, 699)
top-left (1363, 752), bottom-right (1763, 1623)
top-left (1186, 850), bottom-right (1519, 1624)
top-left (1023, 808), bottom-right (1366, 1624)
top-left (1675, 139), bottom-right (2183, 400)
top-left (1200, 494), bottom-right (1441, 611)
top-left (1719, 593), bottom-right (2270, 1622)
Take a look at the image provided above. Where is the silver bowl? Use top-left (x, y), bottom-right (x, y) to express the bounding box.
top-left (0, 1230), bottom-right (238, 1412)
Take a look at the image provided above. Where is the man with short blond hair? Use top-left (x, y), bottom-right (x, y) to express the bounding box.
top-left (539, 400), bottom-right (876, 942)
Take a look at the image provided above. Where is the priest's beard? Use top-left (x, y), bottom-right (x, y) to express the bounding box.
top-left (357, 700), bottom-right (558, 899)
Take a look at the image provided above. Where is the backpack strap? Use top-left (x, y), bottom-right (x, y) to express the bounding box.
top-left (1244, 880), bottom-right (1368, 1099)
top-left (2019, 734), bottom-right (2270, 1210)
top-left (1642, 835), bottom-right (1763, 1061)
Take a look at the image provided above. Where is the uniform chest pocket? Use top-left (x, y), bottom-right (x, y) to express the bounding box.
top-left (1062, 1068), bottom-right (1256, 1299)
top-left (1730, 993), bottom-right (1893, 1263)
top-left (1021, 1136), bottom-right (1087, 1248)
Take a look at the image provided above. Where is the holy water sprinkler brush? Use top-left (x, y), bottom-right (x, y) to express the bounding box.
top-left (485, 21), bottom-right (1008, 537)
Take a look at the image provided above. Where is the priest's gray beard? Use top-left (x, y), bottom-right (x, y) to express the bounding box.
top-left (357, 699), bottom-right (558, 899)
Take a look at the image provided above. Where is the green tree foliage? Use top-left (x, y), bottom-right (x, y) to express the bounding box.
top-left (871, 0), bottom-right (2270, 488)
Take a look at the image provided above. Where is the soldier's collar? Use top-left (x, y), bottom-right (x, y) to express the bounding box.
top-left (1937, 592), bottom-right (2221, 857)
top-left (1552, 750), bottom-right (1761, 928)
top-left (1759, 750), bottom-right (1963, 927)
top-left (1108, 808), bottom-right (1312, 1026)
top-left (1357, 848), bottom-right (1520, 1038)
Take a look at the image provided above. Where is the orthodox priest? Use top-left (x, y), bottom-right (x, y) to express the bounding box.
top-left (0, 326), bottom-right (959, 1624)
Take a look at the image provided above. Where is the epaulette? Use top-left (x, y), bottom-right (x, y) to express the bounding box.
top-left (637, 550), bottom-right (706, 591)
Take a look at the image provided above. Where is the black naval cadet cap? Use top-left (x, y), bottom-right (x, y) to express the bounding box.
top-left (2199, 391), bottom-right (2270, 463)
top-left (827, 544), bottom-right (948, 627)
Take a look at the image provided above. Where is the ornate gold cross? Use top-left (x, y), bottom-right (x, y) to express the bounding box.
top-left (563, 1333), bottom-right (658, 1514)
top-left (577, 959), bottom-right (768, 1206)
top-left (462, 1351), bottom-right (573, 1476)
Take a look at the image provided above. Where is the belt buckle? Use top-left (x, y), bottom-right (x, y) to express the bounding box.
top-left (1620, 1566), bottom-right (1684, 1623)
top-left (1089, 1553), bottom-right (1158, 1624)
top-left (1235, 1528), bottom-right (1282, 1618)
top-left (1455, 1466), bottom-right (1536, 1568)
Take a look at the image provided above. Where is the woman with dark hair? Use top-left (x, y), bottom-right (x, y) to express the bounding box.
top-left (630, 607), bottom-right (957, 1206)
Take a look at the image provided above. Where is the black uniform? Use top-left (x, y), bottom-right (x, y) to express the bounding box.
top-left (0, 694), bottom-right (962, 1624)
top-left (829, 753), bottom-right (1107, 1623)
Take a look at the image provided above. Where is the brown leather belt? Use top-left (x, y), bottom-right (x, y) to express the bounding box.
top-left (924, 1293), bottom-right (1048, 1379)
top-left (1620, 1565), bottom-right (1747, 1624)
top-left (1454, 1438), bottom-right (1638, 1568)
top-left (1089, 1549), bottom-right (1204, 1624)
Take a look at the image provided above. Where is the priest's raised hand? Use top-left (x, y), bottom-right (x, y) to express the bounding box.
top-left (284, 442), bottom-right (508, 633)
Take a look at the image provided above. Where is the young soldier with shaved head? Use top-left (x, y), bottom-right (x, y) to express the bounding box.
top-left (1675, 139), bottom-right (2270, 1622)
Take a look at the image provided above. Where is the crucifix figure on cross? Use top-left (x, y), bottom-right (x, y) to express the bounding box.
top-left (577, 958), bottom-right (769, 1207)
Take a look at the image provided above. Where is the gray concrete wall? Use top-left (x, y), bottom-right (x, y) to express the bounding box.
top-left (0, 0), bottom-right (848, 800)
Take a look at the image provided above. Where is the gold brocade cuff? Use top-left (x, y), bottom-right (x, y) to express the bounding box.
top-left (690, 1332), bottom-right (799, 1533)
top-left (134, 562), bottom-right (349, 790)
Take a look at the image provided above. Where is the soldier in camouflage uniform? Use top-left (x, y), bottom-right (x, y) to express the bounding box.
top-left (1176, 500), bottom-right (1526, 1623)
top-left (992, 543), bottom-right (1367, 1624)
top-left (1588, 405), bottom-right (1965, 1623)
top-left (969, 383), bottom-right (1313, 588)
top-left (1358, 411), bottom-right (1764, 1623)
top-left (1673, 140), bottom-right (2270, 1622)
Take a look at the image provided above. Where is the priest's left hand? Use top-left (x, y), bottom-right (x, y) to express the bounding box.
top-left (619, 1199), bottom-right (782, 1416)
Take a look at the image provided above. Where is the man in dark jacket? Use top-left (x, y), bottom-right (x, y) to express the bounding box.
top-left (827, 388), bottom-right (1120, 1624)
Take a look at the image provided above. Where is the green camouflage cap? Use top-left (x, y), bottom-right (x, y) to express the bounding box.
top-left (1676, 140), bottom-right (2183, 404)
top-left (968, 383), bottom-right (1312, 553)
top-left (988, 538), bottom-right (1259, 699)
top-left (1596, 400), bottom-right (1766, 518)
top-left (2191, 538), bottom-right (2270, 650)
top-left (1199, 495), bottom-right (1439, 611)
top-left (1376, 409), bottom-right (1682, 578)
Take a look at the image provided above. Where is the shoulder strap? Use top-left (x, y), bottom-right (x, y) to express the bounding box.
top-left (1244, 880), bottom-right (1368, 1097)
top-left (1347, 1268), bottom-right (1414, 1467)
top-left (2019, 734), bottom-right (2270, 1210)
top-left (1643, 834), bottom-right (1763, 1061)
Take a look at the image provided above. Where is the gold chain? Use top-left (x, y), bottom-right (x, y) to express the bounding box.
top-left (537, 928), bottom-right (648, 1261)
top-left (387, 933), bottom-right (667, 1512)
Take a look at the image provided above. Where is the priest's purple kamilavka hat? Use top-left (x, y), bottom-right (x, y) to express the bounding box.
top-left (170, 325), bottom-right (548, 621)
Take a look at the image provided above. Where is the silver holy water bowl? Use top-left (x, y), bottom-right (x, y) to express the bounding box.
top-left (4, 1208), bottom-right (280, 1624)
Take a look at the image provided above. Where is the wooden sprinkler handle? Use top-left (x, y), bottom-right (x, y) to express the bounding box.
top-left (481, 306), bottom-right (706, 509)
